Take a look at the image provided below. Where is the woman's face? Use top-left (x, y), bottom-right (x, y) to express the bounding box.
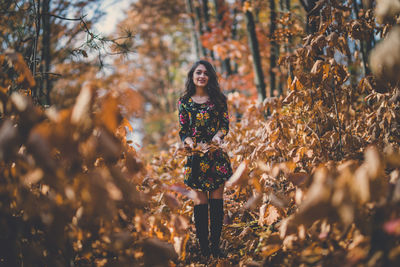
top-left (192, 64), bottom-right (209, 88)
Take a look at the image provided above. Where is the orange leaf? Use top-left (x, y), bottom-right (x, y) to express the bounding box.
top-left (261, 244), bottom-right (281, 257)
top-left (100, 94), bottom-right (120, 133)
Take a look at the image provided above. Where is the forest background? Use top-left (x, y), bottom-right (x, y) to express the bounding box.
top-left (1, 0), bottom-right (400, 266)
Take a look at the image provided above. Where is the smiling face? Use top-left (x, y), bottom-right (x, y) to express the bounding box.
top-left (192, 64), bottom-right (209, 88)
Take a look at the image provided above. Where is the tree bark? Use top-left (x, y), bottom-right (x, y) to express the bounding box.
top-left (231, 5), bottom-right (238, 74)
top-left (201, 0), bottom-right (215, 59)
top-left (269, 0), bottom-right (278, 95)
top-left (212, 0), bottom-right (232, 76)
top-left (31, 0), bottom-right (41, 102)
top-left (186, 0), bottom-right (202, 58)
top-left (202, 0), bottom-right (211, 31)
top-left (213, 0), bottom-right (223, 23)
top-left (242, 0), bottom-right (266, 101)
top-left (300, 0), bottom-right (318, 34)
top-left (280, 0), bottom-right (293, 83)
top-left (41, 0), bottom-right (51, 105)
top-left (353, 0), bottom-right (374, 75)
top-left (194, 1), bottom-right (207, 57)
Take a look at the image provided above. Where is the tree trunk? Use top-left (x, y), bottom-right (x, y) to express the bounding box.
top-left (212, 0), bottom-right (232, 76)
top-left (31, 0), bottom-right (41, 103)
top-left (194, 1), bottom-right (207, 57)
top-left (201, 0), bottom-right (215, 59)
top-left (280, 0), bottom-right (293, 84)
top-left (186, 0), bottom-right (202, 58)
top-left (300, 0), bottom-right (318, 34)
top-left (353, 0), bottom-right (374, 75)
top-left (41, 0), bottom-right (51, 105)
top-left (202, 0), bottom-right (211, 31)
top-left (231, 5), bottom-right (238, 74)
top-left (242, 0), bottom-right (266, 101)
top-left (213, 0), bottom-right (223, 23)
top-left (269, 0), bottom-right (278, 96)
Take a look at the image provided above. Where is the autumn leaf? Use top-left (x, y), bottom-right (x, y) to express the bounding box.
top-left (226, 160), bottom-right (248, 187)
top-left (141, 238), bottom-right (178, 266)
top-left (98, 94), bottom-right (121, 133)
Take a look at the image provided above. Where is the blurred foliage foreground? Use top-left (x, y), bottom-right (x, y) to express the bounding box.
top-left (2, 2), bottom-right (400, 267)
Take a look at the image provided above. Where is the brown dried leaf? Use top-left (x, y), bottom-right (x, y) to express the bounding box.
top-left (99, 94), bottom-right (121, 133)
top-left (375, 0), bottom-right (400, 23)
top-left (22, 168), bottom-right (43, 186)
top-left (288, 172), bottom-right (309, 186)
top-left (5, 52), bottom-right (36, 88)
top-left (370, 26), bottom-right (400, 84)
top-left (71, 84), bottom-right (94, 130)
top-left (119, 88), bottom-right (143, 116)
top-left (141, 238), bottom-right (178, 265)
top-left (96, 128), bottom-right (122, 162)
top-left (261, 244), bottom-right (281, 257)
top-left (226, 160), bottom-right (248, 187)
top-left (244, 192), bottom-right (262, 210)
top-left (0, 119), bottom-right (19, 161)
top-left (164, 192), bottom-right (181, 210)
top-left (169, 184), bottom-right (200, 203)
top-left (260, 205), bottom-right (282, 226)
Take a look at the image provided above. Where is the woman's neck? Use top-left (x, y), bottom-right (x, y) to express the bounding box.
top-left (195, 87), bottom-right (208, 96)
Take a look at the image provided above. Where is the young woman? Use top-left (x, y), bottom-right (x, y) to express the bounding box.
top-left (178, 60), bottom-right (233, 258)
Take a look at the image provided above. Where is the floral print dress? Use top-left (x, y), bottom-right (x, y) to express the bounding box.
top-left (178, 96), bottom-right (233, 191)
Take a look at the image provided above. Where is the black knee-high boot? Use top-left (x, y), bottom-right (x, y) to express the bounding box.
top-left (194, 204), bottom-right (210, 256)
top-left (209, 198), bottom-right (225, 258)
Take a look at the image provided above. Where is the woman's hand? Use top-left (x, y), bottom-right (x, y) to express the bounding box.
top-left (212, 134), bottom-right (222, 145)
top-left (184, 137), bottom-right (195, 149)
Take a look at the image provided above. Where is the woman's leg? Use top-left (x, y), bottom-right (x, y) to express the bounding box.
top-left (209, 185), bottom-right (224, 199)
top-left (193, 190), bottom-right (210, 256)
top-left (194, 190), bottom-right (208, 205)
top-left (209, 185), bottom-right (225, 257)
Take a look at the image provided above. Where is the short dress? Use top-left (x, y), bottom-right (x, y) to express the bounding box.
top-left (178, 96), bottom-right (233, 191)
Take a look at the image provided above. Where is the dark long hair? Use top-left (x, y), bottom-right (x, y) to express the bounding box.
top-left (180, 60), bottom-right (227, 111)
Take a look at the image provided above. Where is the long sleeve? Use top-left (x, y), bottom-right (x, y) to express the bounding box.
top-left (219, 102), bottom-right (229, 139)
top-left (178, 99), bottom-right (190, 142)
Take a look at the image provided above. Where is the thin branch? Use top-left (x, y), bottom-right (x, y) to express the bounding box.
top-left (106, 35), bottom-right (134, 42)
top-left (35, 72), bottom-right (62, 77)
top-left (42, 12), bottom-right (87, 21)
top-left (80, 17), bottom-right (91, 34)
top-left (331, 84), bottom-right (343, 160)
top-left (305, 124), bottom-right (322, 149)
top-left (106, 51), bottom-right (134, 56)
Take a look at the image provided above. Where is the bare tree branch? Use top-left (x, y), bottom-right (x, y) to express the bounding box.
top-left (42, 13), bottom-right (87, 21)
